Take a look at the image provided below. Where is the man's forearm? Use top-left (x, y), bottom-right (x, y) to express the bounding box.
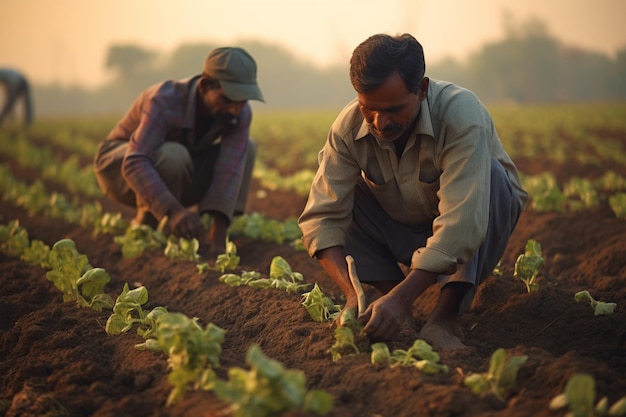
top-left (386, 268), bottom-right (439, 309)
top-left (207, 211), bottom-right (229, 245)
top-left (316, 246), bottom-right (356, 305)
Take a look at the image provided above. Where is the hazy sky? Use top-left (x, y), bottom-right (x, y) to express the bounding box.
top-left (1, 0), bottom-right (625, 88)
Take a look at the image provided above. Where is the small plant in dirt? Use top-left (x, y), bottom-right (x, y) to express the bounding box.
top-left (219, 270), bottom-right (261, 286)
top-left (609, 192), bottom-right (626, 219)
top-left (549, 373), bottom-right (626, 417)
top-left (514, 239), bottom-right (544, 293)
top-left (522, 172), bottom-right (567, 212)
top-left (164, 236), bottom-right (200, 261)
top-left (213, 344), bottom-right (334, 417)
top-left (196, 239), bottom-right (240, 273)
top-left (21, 238), bottom-right (51, 268)
top-left (328, 308), bottom-right (369, 362)
top-left (301, 283), bottom-right (341, 322)
top-left (214, 240), bottom-right (241, 272)
top-left (140, 312), bottom-right (227, 407)
top-left (268, 255), bottom-right (311, 292)
top-left (370, 339), bottom-right (449, 374)
top-left (228, 212), bottom-right (303, 244)
top-left (0, 219), bottom-right (51, 268)
top-left (574, 290), bottom-right (617, 316)
top-left (113, 224), bottom-right (167, 258)
top-left (219, 256), bottom-right (311, 293)
top-left (463, 347), bottom-right (528, 402)
top-left (105, 283), bottom-right (169, 340)
top-left (564, 177), bottom-right (599, 211)
top-left (0, 219), bottom-right (30, 257)
top-left (45, 239), bottom-right (113, 311)
top-left (93, 211), bottom-right (128, 236)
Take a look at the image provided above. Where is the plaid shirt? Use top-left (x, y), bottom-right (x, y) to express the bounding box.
top-left (106, 75), bottom-right (251, 220)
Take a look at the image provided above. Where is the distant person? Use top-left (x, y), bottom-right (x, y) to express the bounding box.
top-left (0, 68), bottom-right (34, 127)
top-left (94, 46), bottom-right (264, 260)
top-left (298, 33), bottom-right (528, 350)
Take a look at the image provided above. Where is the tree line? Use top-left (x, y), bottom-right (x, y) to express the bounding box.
top-left (33, 17), bottom-right (626, 116)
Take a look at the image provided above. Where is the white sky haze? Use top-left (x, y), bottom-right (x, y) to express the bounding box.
top-left (1, 0), bottom-right (625, 88)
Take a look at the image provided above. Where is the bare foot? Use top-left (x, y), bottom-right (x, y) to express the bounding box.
top-left (419, 322), bottom-right (467, 350)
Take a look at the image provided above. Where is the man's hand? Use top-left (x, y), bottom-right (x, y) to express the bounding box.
top-left (167, 207), bottom-right (204, 239)
top-left (204, 211), bottom-right (229, 260)
top-left (360, 268), bottom-right (439, 341)
top-left (359, 293), bottom-right (408, 341)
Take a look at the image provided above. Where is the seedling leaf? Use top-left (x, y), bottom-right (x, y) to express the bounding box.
top-left (575, 290), bottom-right (617, 316)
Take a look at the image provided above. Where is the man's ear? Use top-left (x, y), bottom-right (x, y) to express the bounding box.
top-left (418, 77), bottom-right (430, 101)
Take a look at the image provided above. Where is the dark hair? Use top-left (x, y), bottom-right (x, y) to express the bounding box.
top-left (349, 33), bottom-right (425, 94)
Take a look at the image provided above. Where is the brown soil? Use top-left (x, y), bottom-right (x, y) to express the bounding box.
top-left (1, 145), bottom-right (625, 417)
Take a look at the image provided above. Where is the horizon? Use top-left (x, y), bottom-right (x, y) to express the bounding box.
top-left (1, 0), bottom-right (626, 88)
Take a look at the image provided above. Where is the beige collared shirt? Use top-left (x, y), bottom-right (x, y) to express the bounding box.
top-left (298, 79), bottom-right (528, 275)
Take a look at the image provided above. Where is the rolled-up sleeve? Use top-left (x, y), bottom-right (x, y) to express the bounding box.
top-left (122, 95), bottom-right (180, 219)
top-left (411, 123), bottom-right (492, 274)
top-left (299, 127), bottom-right (361, 257)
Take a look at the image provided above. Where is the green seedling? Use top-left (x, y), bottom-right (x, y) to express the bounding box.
top-left (269, 255), bottom-right (304, 282)
top-left (549, 373), bottom-right (626, 417)
top-left (574, 290), bottom-right (617, 316)
top-left (219, 256), bottom-right (310, 293)
top-left (45, 239), bottom-right (113, 311)
top-left (514, 239), bottom-right (544, 293)
top-left (105, 283), bottom-right (168, 340)
top-left (370, 340), bottom-right (448, 374)
top-left (301, 283), bottom-right (341, 323)
top-left (144, 312), bottom-right (226, 407)
top-left (328, 308), bottom-right (367, 362)
top-left (213, 344), bottom-right (333, 417)
top-left (463, 348), bottom-right (528, 402)
top-left (609, 192), bottom-right (626, 219)
top-left (215, 240), bottom-right (240, 272)
top-left (21, 239), bottom-right (51, 268)
top-left (113, 224), bottom-right (167, 258)
top-left (164, 236), bottom-right (200, 261)
top-left (0, 220), bottom-right (30, 257)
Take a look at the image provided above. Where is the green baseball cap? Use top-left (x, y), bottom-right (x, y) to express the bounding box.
top-left (203, 47), bottom-right (264, 102)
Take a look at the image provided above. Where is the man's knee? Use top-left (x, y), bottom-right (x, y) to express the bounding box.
top-left (154, 142), bottom-right (193, 178)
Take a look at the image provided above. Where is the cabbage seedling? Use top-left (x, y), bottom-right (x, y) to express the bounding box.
top-left (164, 236), bottom-right (200, 261)
top-left (370, 340), bottom-right (448, 374)
top-left (549, 373), bottom-right (626, 416)
top-left (213, 344), bottom-right (333, 417)
top-left (514, 239), bottom-right (544, 293)
top-left (45, 239), bottom-right (113, 311)
top-left (152, 313), bottom-right (226, 406)
top-left (301, 283), bottom-right (341, 322)
top-left (328, 308), bottom-right (364, 361)
top-left (105, 283), bottom-right (168, 340)
top-left (0, 220), bottom-right (29, 257)
top-left (463, 348), bottom-right (528, 402)
top-left (215, 240), bottom-right (240, 272)
top-left (574, 290), bottom-right (617, 316)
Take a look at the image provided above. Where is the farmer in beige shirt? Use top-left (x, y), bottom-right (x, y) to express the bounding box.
top-left (298, 33), bottom-right (528, 350)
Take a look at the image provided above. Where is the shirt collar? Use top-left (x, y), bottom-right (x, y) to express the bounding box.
top-left (182, 75), bottom-right (201, 129)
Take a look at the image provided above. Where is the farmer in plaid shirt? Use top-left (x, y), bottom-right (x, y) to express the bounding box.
top-left (94, 47), bottom-right (264, 259)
